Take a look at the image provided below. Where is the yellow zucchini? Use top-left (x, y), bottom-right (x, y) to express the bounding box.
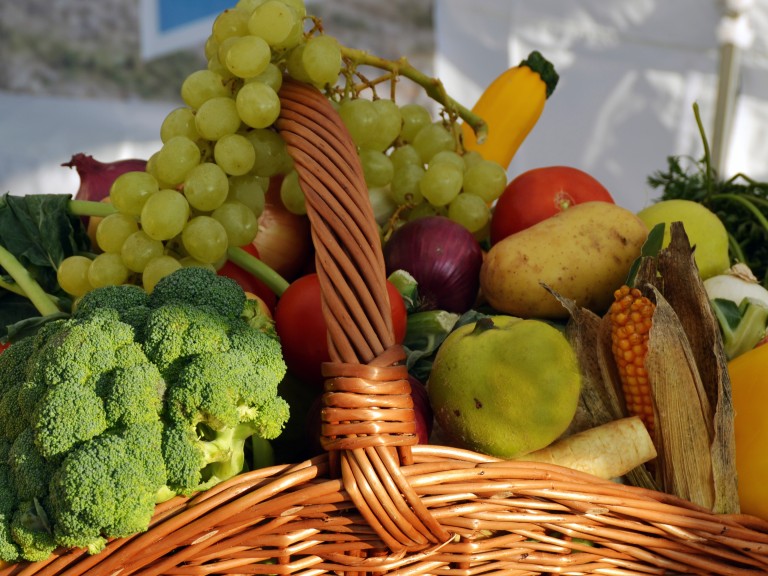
top-left (461, 51), bottom-right (558, 169)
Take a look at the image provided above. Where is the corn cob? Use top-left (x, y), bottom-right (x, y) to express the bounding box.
top-left (609, 285), bottom-right (656, 434)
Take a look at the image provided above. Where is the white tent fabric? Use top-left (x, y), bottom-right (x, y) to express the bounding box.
top-left (434, 0), bottom-right (768, 212)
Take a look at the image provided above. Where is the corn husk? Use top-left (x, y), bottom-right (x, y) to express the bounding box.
top-left (558, 222), bottom-right (739, 513)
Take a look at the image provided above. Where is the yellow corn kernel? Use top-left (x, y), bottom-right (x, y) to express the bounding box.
top-left (609, 285), bottom-right (656, 433)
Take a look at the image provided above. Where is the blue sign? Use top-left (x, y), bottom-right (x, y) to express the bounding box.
top-left (157, 0), bottom-right (235, 32)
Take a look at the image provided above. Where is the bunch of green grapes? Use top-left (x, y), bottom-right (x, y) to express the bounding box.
top-left (336, 97), bottom-right (507, 238)
top-left (57, 0), bottom-right (498, 298)
top-left (57, 0), bottom-right (335, 297)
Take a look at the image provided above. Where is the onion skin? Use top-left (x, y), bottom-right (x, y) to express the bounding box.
top-left (253, 177), bottom-right (313, 281)
top-left (383, 216), bottom-right (484, 313)
top-left (63, 153), bottom-right (147, 203)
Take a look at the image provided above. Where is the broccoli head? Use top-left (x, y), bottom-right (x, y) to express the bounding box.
top-left (162, 349), bottom-right (289, 495)
top-left (148, 266), bottom-right (246, 320)
top-left (9, 499), bottom-right (56, 563)
top-left (73, 283), bottom-right (150, 335)
top-left (48, 421), bottom-right (166, 554)
top-left (142, 304), bottom-right (232, 380)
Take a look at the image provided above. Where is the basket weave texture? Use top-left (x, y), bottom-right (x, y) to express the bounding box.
top-left (3, 80), bottom-right (768, 576)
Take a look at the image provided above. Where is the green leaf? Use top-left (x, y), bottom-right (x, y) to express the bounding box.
top-left (626, 222), bottom-right (665, 287)
top-left (0, 193), bottom-right (91, 295)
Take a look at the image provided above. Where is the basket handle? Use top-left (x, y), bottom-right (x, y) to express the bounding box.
top-left (276, 80), bottom-right (451, 552)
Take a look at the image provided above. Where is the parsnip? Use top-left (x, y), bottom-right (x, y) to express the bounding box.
top-left (518, 417), bottom-right (656, 480)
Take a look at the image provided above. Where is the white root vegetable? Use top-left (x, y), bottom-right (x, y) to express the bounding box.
top-left (518, 416), bottom-right (656, 479)
top-left (704, 263), bottom-right (768, 308)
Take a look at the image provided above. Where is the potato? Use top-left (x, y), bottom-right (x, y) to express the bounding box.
top-left (480, 201), bottom-right (649, 318)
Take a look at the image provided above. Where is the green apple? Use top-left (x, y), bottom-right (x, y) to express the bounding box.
top-left (637, 199), bottom-right (730, 279)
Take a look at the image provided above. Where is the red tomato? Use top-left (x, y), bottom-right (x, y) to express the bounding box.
top-left (0, 341), bottom-right (9, 354)
top-left (217, 243), bottom-right (278, 311)
top-left (274, 273), bottom-right (407, 388)
top-left (490, 166), bottom-right (615, 245)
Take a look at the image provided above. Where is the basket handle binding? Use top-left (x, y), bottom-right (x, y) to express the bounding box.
top-left (275, 80), bottom-right (452, 553)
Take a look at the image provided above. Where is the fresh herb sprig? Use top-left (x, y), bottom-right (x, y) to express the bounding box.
top-left (648, 104), bottom-right (768, 284)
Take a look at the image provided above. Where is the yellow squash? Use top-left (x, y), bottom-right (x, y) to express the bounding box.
top-left (461, 50), bottom-right (559, 169)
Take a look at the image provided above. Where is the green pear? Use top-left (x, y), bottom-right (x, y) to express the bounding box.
top-left (427, 316), bottom-right (581, 459)
top-left (637, 199), bottom-right (730, 279)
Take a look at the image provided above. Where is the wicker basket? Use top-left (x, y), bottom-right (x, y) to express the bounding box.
top-left (3, 80), bottom-right (767, 576)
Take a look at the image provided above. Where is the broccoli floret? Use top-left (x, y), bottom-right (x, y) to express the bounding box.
top-left (10, 499), bottom-right (56, 562)
top-left (73, 284), bottom-right (150, 336)
top-left (161, 349), bottom-right (289, 495)
top-left (148, 266), bottom-right (246, 319)
top-left (0, 440), bottom-right (20, 563)
top-left (8, 428), bottom-right (55, 503)
top-left (48, 422), bottom-right (166, 554)
top-left (142, 304), bottom-right (232, 380)
top-left (0, 336), bottom-right (39, 441)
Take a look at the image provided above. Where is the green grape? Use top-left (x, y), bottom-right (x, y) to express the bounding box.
top-left (359, 148), bottom-right (394, 188)
top-left (96, 213), bottom-right (139, 254)
top-left (406, 201), bottom-right (443, 222)
top-left (121, 230), bottom-right (165, 273)
top-left (184, 162), bottom-right (230, 211)
top-left (284, 44), bottom-right (312, 84)
top-left (160, 107), bottom-right (200, 143)
top-left (302, 34), bottom-right (342, 86)
top-left (429, 150), bottom-right (465, 171)
top-left (225, 34), bottom-right (271, 78)
top-left (420, 162), bottom-right (463, 207)
top-left (462, 159), bottom-right (508, 203)
top-left (214, 133), bottom-right (257, 176)
top-left (212, 201), bottom-right (259, 246)
top-left (87, 252), bottom-right (130, 288)
top-left (248, 0), bottom-right (299, 47)
top-left (245, 128), bottom-right (293, 176)
top-left (204, 35), bottom-right (219, 61)
top-left (57, 255), bottom-right (93, 297)
top-left (181, 216), bottom-right (229, 264)
top-left (338, 98), bottom-right (378, 148)
top-left (140, 189), bottom-right (190, 241)
top-left (179, 256), bottom-right (217, 271)
top-left (227, 173), bottom-right (266, 215)
top-left (448, 193), bottom-right (490, 233)
top-left (110, 171), bottom-right (159, 217)
top-left (412, 122), bottom-right (457, 164)
top-left (461, 150), bottom-right (485, 170)
top-left (245, 62), bottom-right (283, 91)
top-left (368, 186), bottom-right (397, 226)
top-left (216, 36), bottom-right (240, 67)
top-left (235, 0), bottom-right (266, 11)
top-left (235, 81), bottom-right (280, 129)
top-left (389, 144), bottom-right (421, 170)
top-left (155, 136), bottom-right (202, 186)
top-left (390, 163), bottom-right (425, 206)
top-left (368, 99), bottom-right (402, 151)
top-left (180, 69), bottom-right (229, 110)
top-left (399, 103), bottom-right (432, 143)
top-left (281, 0), bottom-right (306, 19)
top-left (206, 53), bottom-right (233, 80)
top-left (280, 170), bottom-right (306, 215)
top-left (195, 96), bottom-right (241, 141)
top-left (142, 256), bottom-right (183, 293)
top-left (212, 7), bottom-right (250, 43)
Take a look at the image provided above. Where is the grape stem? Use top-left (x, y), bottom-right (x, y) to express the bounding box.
top-left (338, 46), bottom-right (489, 144)
top-left (0, 244), bottom-right (61, 317)
top-left (68, 199), bottom-right (118, 217)
top-left (226, 246), bottom-right (290, 296)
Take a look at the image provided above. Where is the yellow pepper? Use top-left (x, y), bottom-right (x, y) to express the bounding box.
top-left (461, 51), bottom-right (558, 170)
top-left (727, 344), bottom-right (768, 520)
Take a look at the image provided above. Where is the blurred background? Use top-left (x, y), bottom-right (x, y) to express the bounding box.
top-left (1, 0), bottom-right (767, 212)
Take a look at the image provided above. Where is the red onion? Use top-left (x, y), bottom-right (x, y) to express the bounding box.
top-left (409, 374), bottom-right (433, 444)
top-left (62, 153), bottom-right (147, 203)
top-left (383, 216), bottom-right (483, 313)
